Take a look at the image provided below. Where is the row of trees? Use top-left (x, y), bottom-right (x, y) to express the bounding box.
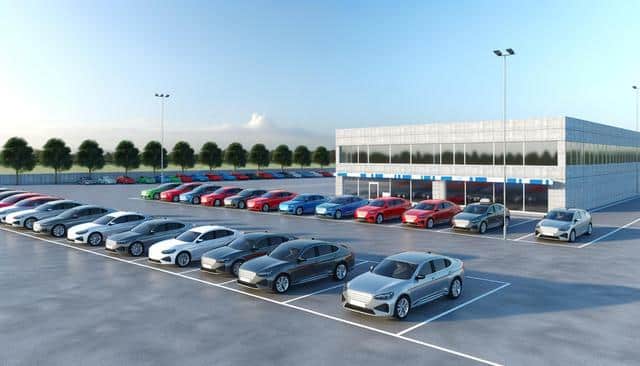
top-left (0, 137), bottom-right (334, 184)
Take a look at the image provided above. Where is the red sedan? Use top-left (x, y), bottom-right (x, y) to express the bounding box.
top-left (256, 172), bottom-right (274, 179)
top-left (160, 183), bottom-right (202, 202)
top-left (116, 175), bottom-right (135, 184)
top-left (0, 192), bottom-right (43, 208)
top-left (201, 186), bottom-right (243, 206)
top-left (176, 174), bottom-right (193, 182)
top-left (247, 190), bottom-right (297, 212)
top-left (206, 173), bottom-right (223, 181)
top-left (317, 171), bottom-right (334, 177)
top-left (402, 199), bottom-right (461, 228)
top-left (354, 197), bottom-right (411, 224)
top-left (231, 172), bottom-right (249, 180)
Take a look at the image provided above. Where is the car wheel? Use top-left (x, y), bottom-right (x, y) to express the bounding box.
top-left (129, 242), bottom-right (145, 257)
top-left (569, 230), bottom-right (576, 243)
top-left (295, 207), bottom-right (303, 216)
top-left (51, 224), bottom-right (66, 238)
top-left (231, 260), bottom-right (244, 277)
top-left (333, 262), bottom-right (348, 280)
top-left (214, 199), bottom-right (221, 207)
top-left (153, 193), bottom-right (160, 200)
top-left (172, 196), bottom-right (179, 202)
top-left (273, 274), bottom-right (290, 293)
top-left (426, 218), bottom-right (434, 229)
top-left (262, 204), bottom-right (270, 212)
top-left (238, 201), bottom-right (246, 209)
top-left (448, 277), bottom-right (462, 299)
top-left (394, 295), bottom-right (411, 320)
top-left (586, 223), bottom-right (593, 235)
top-left (24, 217), bottom-right (36, 230)
top-left (176, 252), bottom-right (191, 267)
top-left (375, 213), bottom-right (384, 224)
top-left (192, 197), bottom-right (200, 205)
top-left (479, 221), bottom-right (487, 234)
top-left (334, 210), bottom-right (342, 219)
top-left (87, 232), bottom-right (103, 246)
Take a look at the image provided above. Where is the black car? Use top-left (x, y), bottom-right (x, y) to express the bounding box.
top-left (104, 218), bottom-right (192, 257)
top-left (201, 232), bottom-right (297, 276)
top-left (223, 189), bottom-right (268, 209)
top-left (451, 200), bottom-right (510, 234)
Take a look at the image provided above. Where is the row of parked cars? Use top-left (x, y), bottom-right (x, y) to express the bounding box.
top-left (77, 170), bottom-right (334, 185)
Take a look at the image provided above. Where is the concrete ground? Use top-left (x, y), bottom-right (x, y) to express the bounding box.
top-left (1, 178), bottom-right (639, 365)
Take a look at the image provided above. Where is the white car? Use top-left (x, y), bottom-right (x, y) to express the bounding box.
top-left (288, 171), bottom-right (302, 178)
top-left (148, 225), bottom-right (240, 267)
top-left (4, 200), bottom-right (83, 229)
top-left (67, 211), bottom-right (150, 246)
top-left (98, 176), bottom-right (117, 184)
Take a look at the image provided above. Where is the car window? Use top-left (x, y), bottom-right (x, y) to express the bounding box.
top-left (214, 230), bottom-right (234, 239)
top-left (151, 223), bottom-right (167, 232)
top-left (269, 236), bottom-right (285, 246)
top-left (317, 245), bottom-right (334, 256)
top-left (254, 238), bottom-right (270, 249)
top-left (200, 231), bottom-right (216, 241)
top-left (301, 246), bottom-right (318, 259)
top-left (432, 258), bottom-right (447, 272)
top-left (418, 262), bottom-right (434, 276)
top-left (443, 259), bottom-right (452, 267)
top-left (373, 259), bottom-right (417, 280)
top-left (110, 215), bottom-right (128, 224)
top-left (129, 215), bottom-right (145, 222)
top-left (487, 206), bottom-right (495, 214)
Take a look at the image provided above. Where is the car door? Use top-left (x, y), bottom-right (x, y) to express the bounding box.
top-left (407, 261), bottom-right (434, 306)
top-left (246, 237), bottom-right (272, 260)
top-left (485, 205), bottom-right (497, 228)
top-left (70, 207), bottom-right (94, 225)
top-left (144, 223), bottom-right (169, 245)
top-left (291, 246), bottom-right (319, 284)
top-left (574, 211), bottom-right (586, 236)
top-left (429, 258), bottom-right (451, 295)
top-left (315, 244), bottom-right (338, 277)
top-left (192, 230), bottom-right (218, 258)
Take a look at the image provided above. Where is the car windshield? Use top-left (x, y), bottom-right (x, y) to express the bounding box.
top-left (463, 205), bottom-right (488, 214)
top-left (414, 203), bottom-right (436, 210)
top-left (212, 188), bottom-right (229, 194)
top-left (58, 208), bottom-right (85, 219)
top-left (15, 199), bottom-right (37, 207)
top-left (263, 192), bottom-right (279, 198)
top-left (132, 221), bottom-right (156, 234)
top-left (175, 184), bottom-right (191, 190)
top-left (1, 195), bottom-right (28, 204)
top-left (292, 195), bottom-right (311, 201)
top-left (237, 189), bottom-right (254, 197)
top-left (176, 230), bottom-right (200, 242)
top-left (229, 237), bottom-right (257, 250)
top-left (373, 259), bottom-right (418, 280)
top-left (547, 211), bottom-right (574, 221)
top-left (329, 197), bottom-right (351, 204)
top-left (158, 183), bottom-right (176, 190)
top-left (93, 215), bottom-right (115, 225)
top-left (269, 244), bottom-right (301, 262)
top-left (36, 202), bottom-right (58, 211)
top-left (368, 200), bottom-right (385, 207)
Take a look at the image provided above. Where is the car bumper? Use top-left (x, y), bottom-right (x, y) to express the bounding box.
top-left (247, 203), bottom-right (267, 211)
top-left (341, 290), bottom-right (393, 317)
top-left (315, 209), bottom-right (336, 218)
top-left (452, 220), bottom-right (479, 231)
top-left (67, 233), bottom-right (89, 244)
top-left (535, 228), bottom-right (570, 241)
top-left (148, 253), bottom-right (176, 265)
top-left (32, 223), bottom-right (51, 233)
top-left (200, 259), bottom-right (229, 274)
top-left (402, 217), bottom-right (426, 227)
top-left (7, 218), bottom-right (21, 226)
top-left (104, 240), bottom-right (130, 254)
top-left (355, 214), bottom-right (376, 223)
top-left (237, 270), bottom-right (271, 289)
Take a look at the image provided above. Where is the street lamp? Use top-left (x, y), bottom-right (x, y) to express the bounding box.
top-left (633, 85), bottom-right (638, 193)
top-left (155, 93), bottom-right (170, 183)
top-left (494, 48), bottom-right (515, 240)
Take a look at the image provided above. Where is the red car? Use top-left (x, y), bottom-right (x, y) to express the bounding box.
top-left (317, 171), bottom-right (334, 177)
top-left (231, 172), bottom-right (249, 180)
top-left (0, 192), bottom-right (43, 208)
top-left (247, 190), bottom-right (297, 212)
top-left (354, 197), bottom-right (411, 224)
top-left (201, 186), bottom-right (244, 206)
top-left (402, 199), bottom-right (461, 228)
top-left (160, 183), bottom-right (202, 202)
top-left (4, 195), bottom-right (60, 211)
top-left (256, 172), bottom-right (274, 179)
top-left (116, 175), bottom-right (135, 184)
top-left (176, 174), bottom-right (193, 182)
top-left (205, 173), bottom-right (223, 181)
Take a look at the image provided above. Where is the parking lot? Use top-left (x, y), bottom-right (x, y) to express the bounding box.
top-left (2, 178), bottom-right (640, 365)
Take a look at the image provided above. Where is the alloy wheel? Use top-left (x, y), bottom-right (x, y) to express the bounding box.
top-left (334, 210), bottom-right (342, 219)
top-left (335, 263), bottom-right (347, 280)
top-left (130, 242), bottom-right (144, 257)
top-left (52, 225), bottom-right (65, 238)
top-left (176, 252), bottom-right (190, 267)
top-left (24, 218), bottom-right (36, 230)
top-left (395, 297), bottom-right (410, 319)
top-left (274, 275), bottom-right (290, 293)
top-left (88, 232), bottom-right (102, 246)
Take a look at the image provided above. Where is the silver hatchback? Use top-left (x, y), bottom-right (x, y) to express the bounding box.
top-left (535, 208), bottom-right (593, 242)
top-left (342, 252), bottom-right (464, 320)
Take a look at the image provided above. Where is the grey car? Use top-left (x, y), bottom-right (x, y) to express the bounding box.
top-left (201, 232), bottom-right (297, 276)
top-left (4, 200), bottom-right (83, 229)
top-left (535, 208), bottom-right (593, 242)
top-left (33, 205), bottom-right (114, 238)
top-left (223, 189), bottom-right (268, 209)
top-left (105, 219), bottom-right (192, 257)
top-left (452, 200), bottom-right (510, 234)
top-left (342, 252), bottom-right (464, 320)
top-left (66, 211), bottom-right (151, 246)
top-left (237, 239), bottom-right (355, 293)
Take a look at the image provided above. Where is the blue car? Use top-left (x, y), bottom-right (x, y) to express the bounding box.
top-left (315, 195), bottom-right (369, 219)
top-left (220, 172), bottom-right (237, 181)
top-left (298, 171), bottom-right (315, 178)
top-left (190, 173), bottom-right (210, 182)
top-left (279, 194), bottom-right (329, 215)
top-left (179, 184), bottom-right (221, 204)
top-left (271, 172), bottom-right (286, 179)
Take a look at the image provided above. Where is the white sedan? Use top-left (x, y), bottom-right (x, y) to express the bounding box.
top-left (67, 211), bottom-right (149, 246)
top-left (148, 225), bottom-right (240, 267)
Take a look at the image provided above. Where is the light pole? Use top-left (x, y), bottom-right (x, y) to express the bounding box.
top-left (633, 85), bottom-right (638, 193)
top-left (155, 93), bottom-right (170, 182)
top-left (494, 48), bottom-right (515, 240)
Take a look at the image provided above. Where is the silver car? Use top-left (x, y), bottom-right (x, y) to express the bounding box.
top-left (535, 208), bottom-right (593, 242)
top-left (66, 211), bottom-right (150, 246)
top-left (342, 252), bottom-right (464, 320)
top-left (4, 200), bottom-right (83, 229)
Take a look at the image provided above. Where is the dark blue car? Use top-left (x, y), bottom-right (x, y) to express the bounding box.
top-left (315, 195), bottom-right (369, 219)
top-left (278, 194), bottom-right (329, 215)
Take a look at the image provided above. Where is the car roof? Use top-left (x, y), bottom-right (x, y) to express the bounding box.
top-left (145, 218), bottom-right (185, 225)
top-left (244, 232), bottom-right (288, 239)
top-left (279, 238), bottom-right (329, 249)
top-left (108, 211), bottom-right (144, 218)
top-left (420, 199), bottom-right (445, 204)
top-left (189, 225), bottom-right (234, 233)
top-left (387, 251), bottom-right (440, 264)
top-left (372, 197), bottom-right (398, 201)
top-left (551, 208), bottom-right (583, 213)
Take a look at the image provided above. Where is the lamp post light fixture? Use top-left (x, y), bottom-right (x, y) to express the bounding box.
top-left (493, 48), bottom-right (515, 240)
top-left (155, 93), bottom-right (170, 183)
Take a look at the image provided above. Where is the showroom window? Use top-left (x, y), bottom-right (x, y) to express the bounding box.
top-left (411, 180), bottom-right (432, 201)
top-left (495, 142), bottom-right (524, 165)
top-left (441, 144), bottom-right (454, 165)
top-left (390, 145), bottom-right (410, 164)
top-left (339, 145), bottom-right (358, 164)
top-left (525, 184), bottom-right (548, 212)
top-left (465, 143), bottom-right (493, 165)
top-left (342, 177), bottom-right (359, 196)
top-left (525, 141), bottom-right (558, 166)
top-left (495, 183), bottom-right (524, 211)
top-left (466, 182), bottom-right (493, 204)
top-left (359, 178), bottom-right (390, 199)
top-left (357, 146), bottom-right (368, 164)
top-left (454, 144), bottom-right (465, 164)
top-left (566, 142), bottom-right (583, 165)
top-left (390, 179), bottom-right (410, 199)
top-left (368, 145), bottom-right (390, 164)
top-left (445, 181), bottom-right (465, 205)
top-left (411, 144), bottom-right (437, 164)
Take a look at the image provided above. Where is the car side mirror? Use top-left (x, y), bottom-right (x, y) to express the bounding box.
top-left (149, 230), bottom-right (156, 234)
top-left (415, 274), bottom-right (426, 280)
top-left (196, 238), bottom-right (204, 243)
top-left (574, 218), bottom-right (579, 223)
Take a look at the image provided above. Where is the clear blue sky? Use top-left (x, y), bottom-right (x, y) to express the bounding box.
top-left (1, 0), bottom-right (639, 149)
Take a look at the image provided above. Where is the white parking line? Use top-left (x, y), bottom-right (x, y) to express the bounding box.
top-left (179, 268), bottom-right (201, 274)
top-left (514, 232), bottom-right (534, 241)
top-left (130, 257), bottom-right (149, 262)
top-left (578, 216), bottom-right (640, 248)
top-left (282, 284), bottom-right (345, 304)
top-left (219, 279), bottom-right (237, 285)
top-left (0, 226), bottom-right (505, 366)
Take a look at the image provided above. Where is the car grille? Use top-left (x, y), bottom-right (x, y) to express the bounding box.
top-left (238, 269), bottom-right (255, 282)
top-left (347, 290), bottom-right (372, 303)
top-left (404, 215), bottom-right (416, 222)
top-left (237, 280), bottom-right (258, 288)
top-left (344, 303), bottom-right (375, 315)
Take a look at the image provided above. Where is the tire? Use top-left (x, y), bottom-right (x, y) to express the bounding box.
top-left (334, 210), bottom-right (342, 219)
top-left (448, 277), bottom-right (462, 299)
top-left (295, 206), bottom-right (303, 216)
top-left (192, 196), bottom-right (200, 205)
top-left (214, 199), bottom-right (221, 207)
top-left (568, 230), bottom-right (576, 243)
top-left (426, 218), bottom-right (434, 229)
top-left (394, 295), bottom-right (411, 320)
top-left (333, 262), bottom-right (348, 280)
top-left (586, 223), bottom-right (593, 235)
top-left (24, 217), bottom-right (36, 230)
top-left (273, 274), bottom-right (290, 293)
top-left (176, 251), bottom-right (191, 267)
top-left (129, 242), bottom-right (145, 257)
top-left (479, 221), bottom-right (487, 234)
top-left (238, 200), bottom-right (246, 209)
top-left (51, 224), bottom-right (66, 238)
top-left (153, 193), bottom-right (160, 200)
top-left (262, 204), bottom-right (270, 212)
top-left (172, 195), bottom-right (179, 202)
top-left (375, 213), bottom-right (384, 224)
top-left (231, 260), bottom-right (244, 277)
top-left (87, 232), bottom-right (103, 246)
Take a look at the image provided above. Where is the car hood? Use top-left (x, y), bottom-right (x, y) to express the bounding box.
top-left (163, 189), bottom-right (182, 195)
top-left (538, 219), bottom-right (571, 228)
top-left (0, 206), bottom-right (25, 215)
top-left (37, 216), bottom-right (65, 226)
top-left (108, 230), bottom-right (144, 242)
top-left (150, 238), bottom-right (190, 252)
top-left (240, 255), bottom-right (288, 273)
top-left (404, 208), bottom-right (435, 216)
top-left (249, 197), bottom-right (269, 203)
top-left (6, 208), bottom-right (37, 220)
top-left (203, 193), bottom-right (225, 199)
top-left (225, 195), bottom-right (243, 201)
top-left (204, 246), bottom-right (243, 260)
top-left (455, 212), bottom-right (483, 221)
top-left (317, 202), bottom-right (340, 210)
top-left (68, 222), bottom-right (103, 233)
top-left (357, 206), bottom-right (381, 214)
top-left (347, 272), bottom-right (406, 294)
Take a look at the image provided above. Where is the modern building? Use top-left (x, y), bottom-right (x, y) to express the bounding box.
top-left (335, 117), bottom-right (640, 213)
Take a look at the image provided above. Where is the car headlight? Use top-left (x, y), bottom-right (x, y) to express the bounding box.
top-left (559, 224), bottom-right (571, 231)
top-left (257, 271), bottom-right (272, 277)
top-left (470, 217), bottom-right (481, 223)
top-left (161, 249), bottom-right (176, 254)
top-left (216, 258), bottom-right (228, 263)
top-left (76, 229), bottom-right (88, 235)
top-left (374, 292), bottom-right (394, 300)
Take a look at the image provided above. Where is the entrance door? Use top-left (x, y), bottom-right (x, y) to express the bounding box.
top-left (368, 182), bottom-right (379, 199)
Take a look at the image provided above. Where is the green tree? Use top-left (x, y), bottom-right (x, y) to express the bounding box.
top-left (104, 151), bottom-right (114, 164)
top-left (199, 142), bottom-right (222, 171)
top-left (0, 137), bottom-right (36, 185)
top-left (40, 138), bottom-right (73, 184)
top-left (248, 143), bottom-right (270, 171)
top-left (76, 140), bottom-right (105, 177)
top-left (293, 145), bottom-right (312, 169)
top-left (170, 141), bottom-right (196, 172)
top-left (224, 142), bottom-right (247, 171)
top-left (114, 140), bottom-right (140, 175)
top-left (312, 146), bottom-right (331, 168)
top-left (141, 140), bottom-right (168, 174)
top-left (271, 144), bottom-right (292, 171)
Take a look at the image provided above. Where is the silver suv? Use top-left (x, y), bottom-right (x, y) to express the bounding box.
top-left (535, 208), bottom-right (592, 242)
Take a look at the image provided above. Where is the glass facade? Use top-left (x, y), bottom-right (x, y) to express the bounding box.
top-left (411, 144), bottom-right (438, 164)
top-left (441, 144), bottom-right (454, 164)
top-left (466, 182), bottom-right (493, 203)
top-left (412, 180), bottom-right (433, 201)
top-left (390, 145), bottom-right (410, 164)
top-left (342, 177), bottom-right (358, 196)
top-left (445, 181), bottom-right (465, 205)
top-left (368, 145), bottom-right (389, 164)
top-left (566, 141), bottom-right (639, 165)
top-left (465, 143), bottom-right (493, 165)
top-left (390, 180), bottom-right (411, 199)
top-left (339, 145), bottom-right (358, 164)
top-left (525, 141), bottom-right (558, 166)
top-left (495, 142), bottom-right (524, 165)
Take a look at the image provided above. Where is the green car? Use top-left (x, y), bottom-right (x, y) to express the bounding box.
top-left (140, 183), bottom-right (181, 200)
top-left (137, 176), bottom-right (157, 184)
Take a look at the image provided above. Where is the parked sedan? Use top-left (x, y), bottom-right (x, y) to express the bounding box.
top-left (179, 184), bottom-right (221, 204)
top-left (140, 183), bottom-right (181, 200)
top-left (342, 252), bottom-right (464, 319)
top-left (355, 197), bottom-right (411, 224)
top-left (237, 239), bottom-right (355, 293)
top-left (4, 200), bottom-right (83, 229)
top-left (0, 192), bottom-right (41, 208)
top-left (148, 225), bottom-right (240, 267)
top-left (452, 200), bottom-right (510, 234)
top-left (535, 208), bottom-right (593, 242)
top-left (116, 176), bottom-right (135, 184)
top-left (176, 173), bottom-right (193, 182)
top-left (256, 172), bottom-right (274, 179)
top-left (247, 190), bottom-right (297, 212)
top-left (201, 186), bottom-right (243, 206)
top-left (402, 199), bottom-right (461, 229)
top-left (190, 173), bottom-right (210, 182)
top-left (279, 194), bottom-right (329, 215)
top-left (201, 232), bottom-right (297, 276)
top-left (66, 211), bottom-right (149, 246)
top-left (105, 219), bottom-right (191, 257)
top-left (205, 173), bottom-right (223, 181)
top-left (0, 196), bottom-right (60, 223)
top-left (315, 195), bottom-right (369, 219)
top-left (33, 205), bottom-right (114, 238)
top-left (160, 182), bottom-right (202, 202)
top-left (136, 176), bottom-right (157, 184)
top-left (231, 172), bottom-right (249, 180)
top-left (97, 176), bottom-right (116, 184)
top-left (0, 190), bottom-right (27, 200)
top-left (223, 188), bottom-right (268, 209)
